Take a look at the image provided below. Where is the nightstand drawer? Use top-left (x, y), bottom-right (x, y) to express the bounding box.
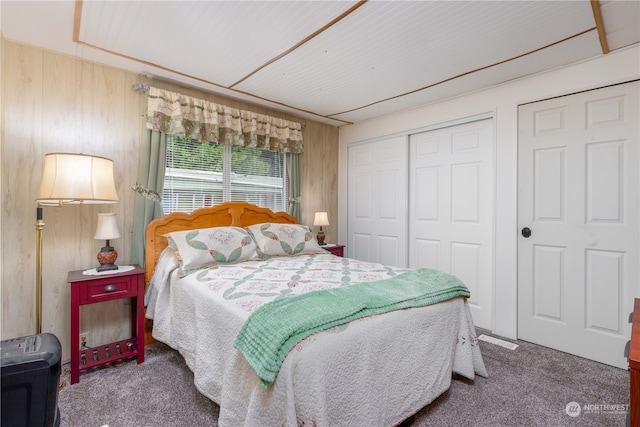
top-left (78, 276), bottom-right (136, 304)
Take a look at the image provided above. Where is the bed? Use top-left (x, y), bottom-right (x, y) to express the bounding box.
top-left (144, 202), bottom-right (487, 426)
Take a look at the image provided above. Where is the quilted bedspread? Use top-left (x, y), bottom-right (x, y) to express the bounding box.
top-left (146, 251), bottom-right (487, 427)
top-left (235, 268), bottom-right (471, 387)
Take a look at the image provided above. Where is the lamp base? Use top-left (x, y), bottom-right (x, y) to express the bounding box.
top-left (97, 263), bottom-right (118, 272)
top-left (316, 230), bottom-right (326, 246)
top-left (97, 243), bottom-right (118, 272)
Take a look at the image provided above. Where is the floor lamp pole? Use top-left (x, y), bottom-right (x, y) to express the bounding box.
top-left (35, 207), bottom-right (44, 334)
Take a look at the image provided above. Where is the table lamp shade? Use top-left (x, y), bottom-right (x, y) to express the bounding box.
top-left (36, 153), bottom-right (118, 204)
top-left (94, 213), bottom-right (121, 240)
top-left (313, 212), bottom-right (329, 227)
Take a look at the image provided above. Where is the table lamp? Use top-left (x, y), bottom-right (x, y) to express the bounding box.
top-left (94, 213), bottom-right (121, 271)
top-left (313, 212), bottom-right (329, 245)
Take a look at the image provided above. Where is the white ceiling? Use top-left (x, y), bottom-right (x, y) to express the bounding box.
top-left (2, 1), bottom-right (639, 127)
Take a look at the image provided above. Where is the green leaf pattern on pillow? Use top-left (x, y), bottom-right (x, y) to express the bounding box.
top-left (210, 235), bottom-right (254, 263)
top-left (185, 230), bottom-right (209, 251)
top-left (260, 224), bottom-right (279, 242)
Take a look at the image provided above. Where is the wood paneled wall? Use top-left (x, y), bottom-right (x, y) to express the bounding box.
top-left (1, 39), bottom-right (339, 362)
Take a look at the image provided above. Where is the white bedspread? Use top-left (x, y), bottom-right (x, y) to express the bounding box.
top-left (146, 251), bottom-right (487, 426)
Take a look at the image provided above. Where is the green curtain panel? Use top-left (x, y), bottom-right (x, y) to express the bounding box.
top-left (131, 128), bottom-right (167, 267)
top-left (288, 153), bottom-right (302, 222)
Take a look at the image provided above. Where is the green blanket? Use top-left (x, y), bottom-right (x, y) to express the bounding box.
top-left (234, 268), bottom-right (470, 388)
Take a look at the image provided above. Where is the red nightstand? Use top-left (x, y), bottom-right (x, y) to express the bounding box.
top-left (68, 265), bottom-right (145, 384)
top-left (323, 244), bottom-right (345, 257)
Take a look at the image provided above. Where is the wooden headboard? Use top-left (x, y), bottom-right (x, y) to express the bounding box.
top-left (145, 201), bottom-right (298, 285)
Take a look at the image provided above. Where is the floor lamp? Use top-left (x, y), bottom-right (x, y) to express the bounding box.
top-left (35, 153), bottom-right (118, 334)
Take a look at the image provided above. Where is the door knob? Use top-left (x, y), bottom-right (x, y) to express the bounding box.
top-left (521, 227), bottom-right (532, 238)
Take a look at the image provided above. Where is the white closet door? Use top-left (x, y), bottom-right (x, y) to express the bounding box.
top-left (518, 81), bottom-right (639, 369)
top-left (347, 136), bottom-right (408, 267)
top-left (409, 119), bottom-right (494, 329)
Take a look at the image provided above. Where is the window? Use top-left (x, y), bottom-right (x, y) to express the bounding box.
top-left (162, 135), bottom-right (288, 214)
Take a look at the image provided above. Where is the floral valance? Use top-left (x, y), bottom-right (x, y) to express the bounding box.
top-left (145, 87), bottom-right (304, 154)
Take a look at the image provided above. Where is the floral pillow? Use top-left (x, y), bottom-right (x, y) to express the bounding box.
top-left (165, 226), bottom-right (257, 277)
top-left (245, 223), bottom-right (325, 258)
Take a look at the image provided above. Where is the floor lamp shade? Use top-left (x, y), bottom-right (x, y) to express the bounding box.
top-left (37, 153), bottom-right (119, 204)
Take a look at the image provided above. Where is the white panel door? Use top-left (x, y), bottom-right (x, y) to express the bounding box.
top-left (409, 119), bottom-right (494, 329)
top-left (518, 81), bottom-right (639, 369)
top-left (347, 136), bottom-right (408, 267)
